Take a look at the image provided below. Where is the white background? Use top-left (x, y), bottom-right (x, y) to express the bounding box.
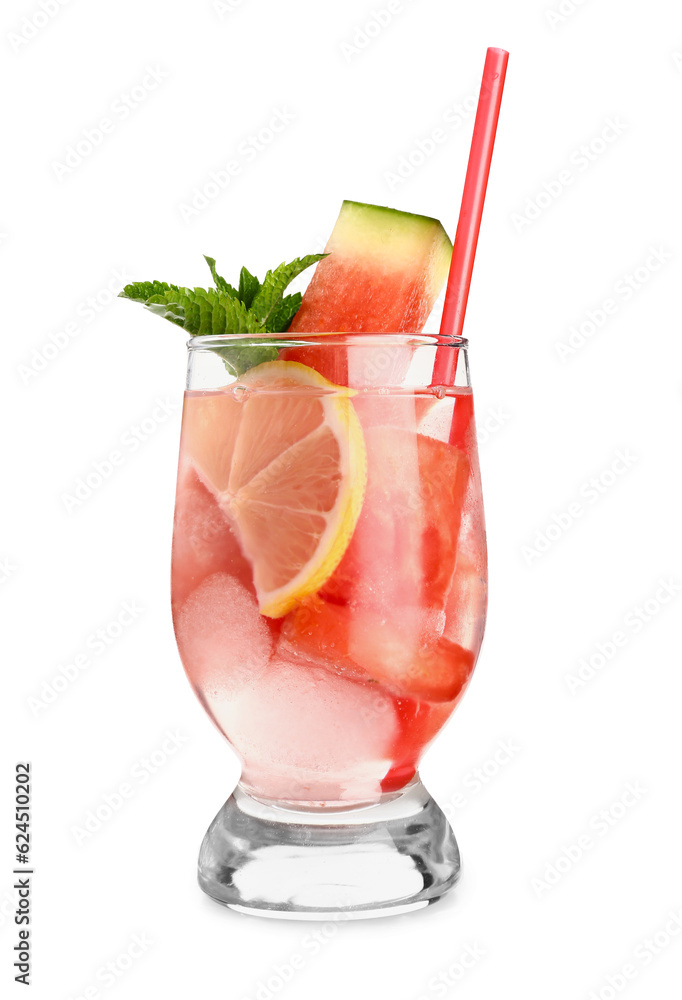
top-left (3, 0), bottom-right (682, 997)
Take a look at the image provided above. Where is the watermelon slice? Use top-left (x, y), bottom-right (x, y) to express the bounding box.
top-left (290, 201), bottom-right (451, 332)
top-left (280, 597), bottom-right (475, 703)
top-left (285, 201), bottom-right (452, 382)
top-left (381, 697), bottom-right (453, 792)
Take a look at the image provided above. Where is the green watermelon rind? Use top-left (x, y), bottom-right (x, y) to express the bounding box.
top-left (330, 201), bottom-right (452, 300)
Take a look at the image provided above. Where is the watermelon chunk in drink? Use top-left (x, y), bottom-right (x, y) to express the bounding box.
top-left (381, 697), bottom-right (454, 792)
top-left (281, 598), bottom-right (475, 703)
top-left (171, 463), bottom-right (254, 608)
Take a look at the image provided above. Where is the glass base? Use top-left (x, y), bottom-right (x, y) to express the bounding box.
top-left (197, 776), bottom-right (461, 919)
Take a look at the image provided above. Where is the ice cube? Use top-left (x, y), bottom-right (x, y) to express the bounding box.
top-left (442, 555), bottom-right (487, 653)
top-left (209, 650), bottom-right (399, 804)
top-left (417, 396), bottom-right (455, 442)
top-left (321, 427), bottom-right (468, 612)
top-left (346, 342), bottom-right (415, 389)
top-left (174, 572), bottom-right (272, 699)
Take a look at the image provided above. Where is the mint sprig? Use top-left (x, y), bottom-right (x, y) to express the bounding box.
top-left (119, 253), bottom-right (326, 375)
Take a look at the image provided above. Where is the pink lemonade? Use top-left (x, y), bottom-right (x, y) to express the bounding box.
top-left (172, 369), bottom-right (487, 808)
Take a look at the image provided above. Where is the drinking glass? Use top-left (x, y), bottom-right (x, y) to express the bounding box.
top-left (172, 333), bottom-right (487, 918)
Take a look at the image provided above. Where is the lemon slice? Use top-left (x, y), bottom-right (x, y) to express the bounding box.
top-left (181, 360), bottom-right (367, 617)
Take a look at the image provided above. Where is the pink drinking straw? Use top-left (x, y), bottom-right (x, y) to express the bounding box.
top-left (432, 47), bottom-right (509, 387)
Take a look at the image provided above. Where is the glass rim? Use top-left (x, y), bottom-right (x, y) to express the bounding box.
top-left (188, 332), bottom-right (469, 350)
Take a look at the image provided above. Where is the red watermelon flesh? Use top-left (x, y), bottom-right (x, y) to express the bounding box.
top-left (172, 463), bottom-right (284, 642)
top-left (381, 697), bottom-right (454, 792)
top-left (284, 201), bottom-right (452, 383)
top-left (280, 597), bottom-right (475, 704)
top-left (171, 463), bottom-right (254, 609)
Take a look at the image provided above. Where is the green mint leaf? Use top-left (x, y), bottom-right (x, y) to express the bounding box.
top-left (119, 280), bottom-right (176, 303)
top-left (121, 284), bottom-right (259, 337)
top-left (250, 254), bottom-right (326, 329)
top-left (119, 252), bottom-right (326, 375)
top-left (204, 255), bottom-right (239, 298)
top-left (216, 342), bottom-right (280, 376)
top-left (268, 292), bottom-right (303, 332)
top-left (238, 266), bottom-right (260, 308)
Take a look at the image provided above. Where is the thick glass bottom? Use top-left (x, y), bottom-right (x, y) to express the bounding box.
top-left (197, 776), bottom-right (460, 919)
